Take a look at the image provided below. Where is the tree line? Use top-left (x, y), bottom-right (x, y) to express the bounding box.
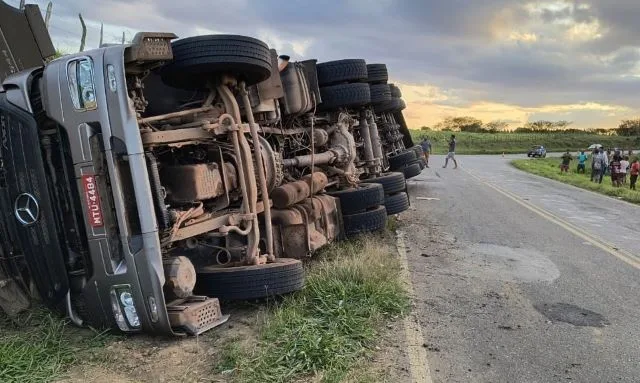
top-left (420, 116), bottom-right (639, 135)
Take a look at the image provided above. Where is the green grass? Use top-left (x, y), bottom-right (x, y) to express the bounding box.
top-left (410, 130), bottom-right (639, 155)
top-left (0, 309), bottom-right (76, 383)
top-left (225, 235), bottom-right (409, 383)
top-left (0, 308), bottom-right (113, 383)
top-left (512, 158), bottom-right (640, 205)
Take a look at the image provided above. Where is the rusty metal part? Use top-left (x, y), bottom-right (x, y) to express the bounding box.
top-left (271, 172), bottom-right (328, 209)
top-left (271, 194), bottom-right (340, 259)
top-left (160, 162), bottom-right (237, 203)
top-left (140, 122), bottom-right (252, 147)
top-left (313, 129), bottom-right (329, 147)
top-left (163, 256), bottom-right (197, 299)
top-left (139, 105), bottom-right (215, 124)
top-left (240, 82), bottom-right (274, 260)
top-left (367, 110), bottom-right (384, 163)
top-left (331, 113), bottom-right (358, 169)
top-left (168, 200), bottom-right (268, 243)
top-left (282, 150), bottom-right (338, 168)
top-left (141, 127), bottom-right (216, 147)
top-left (166, 296), bottom-right (229, 335)
top-left (218, 84), bottom-right (261, 264)
top-left (358, 111), bottom-right (375, 165)
top-left (254, 135), bottom-right (282, 192)
top-left (260, 126), bottom-right (307, 135)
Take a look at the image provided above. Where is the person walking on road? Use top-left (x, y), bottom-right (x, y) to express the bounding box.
top-left (420, 137), bottom-right (432, 168)
top-left (630, 158), bottom-right (639, 190)
top-left (560, 150), bottom-right (572, 173)
top-left (443, 134), bottom-right (458, 169)
top-left (577, 150), bottom-right (588, 174)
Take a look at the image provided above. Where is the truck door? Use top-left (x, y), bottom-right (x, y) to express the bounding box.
top-left (0, 1), bottom-right (55, 83)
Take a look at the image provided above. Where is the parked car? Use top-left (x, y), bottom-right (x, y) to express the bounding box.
top-left (527, 145), bottom-right (547, 158)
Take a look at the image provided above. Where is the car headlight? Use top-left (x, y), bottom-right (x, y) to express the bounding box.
top-left (67, 57), bottom-right (97, 111)
top-left (110, 287), bottom-right (141, 331)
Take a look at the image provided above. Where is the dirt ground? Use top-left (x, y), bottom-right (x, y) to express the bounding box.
top-left (57, 303), bottom-right (263, 383)
top-left (55, 264), bottom-right (413, 383)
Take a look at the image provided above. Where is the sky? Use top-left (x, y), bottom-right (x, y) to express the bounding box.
top-left (9, 0), bottom-right (640, 130)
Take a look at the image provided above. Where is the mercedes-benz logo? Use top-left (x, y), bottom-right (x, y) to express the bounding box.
top-left (14, 193), bottom-right (40, 226)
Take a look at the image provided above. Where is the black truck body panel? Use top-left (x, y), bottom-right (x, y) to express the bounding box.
top-left (0, 92), bottom-right (69, 305)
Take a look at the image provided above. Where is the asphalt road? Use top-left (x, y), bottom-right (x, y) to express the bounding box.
top-left (401, 154), bottom-right (640, 383)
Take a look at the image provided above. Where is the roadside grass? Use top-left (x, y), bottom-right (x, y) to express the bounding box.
top-left (225, 234), bottom-right (409, 383)
top-left (0, 308), bottom-right (113, 383)
top-left (410, 130), bottom-right (639, 155)
top-left (512, 158), bottom-right (640, 205)
top-left (1, 233), bottom-right (406, 383)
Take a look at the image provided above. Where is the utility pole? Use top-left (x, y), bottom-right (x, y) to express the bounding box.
top-left (44, 2), bottom-right (52, 30)
top-left (99, 23), bottom-right (103, 47)
top-left (19, 0), bottom-right (25, 10)
top-left (121, 31), bottom-right (125, 44)
top-left (79, 13), bottom-right (86, 51)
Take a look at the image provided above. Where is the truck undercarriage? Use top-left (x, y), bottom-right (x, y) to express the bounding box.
top-left (0, 1), bottom-right (420, 336)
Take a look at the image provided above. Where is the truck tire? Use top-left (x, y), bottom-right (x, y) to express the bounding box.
top-left (388, 150), bottom-right (417, 170)
top-left (405, 157), bottom-right (426, 170)
top-left (402, 162), bottom-right (422, 179)
top-left (195, 259), bottom-right (304, 301)
top-left (317, 59), bottom-right (368, 86)
top-left (343, 205), bottom-right (387, 237)
top-left (412, 145), bottom-right (423, 158)
top-left (363, 172), bottom-right (406, 195)
top-left (328, 183), bottom-right (384, 215)
top-left (384, 192), bottom-right (409, 215)
top-left (373, 98), bottom-right (404, 114)
top-left (161, 35), bottom-right (272, 89)
top-left (389, 83), bottom-right (402, 98)
top-left (370, 84), bottom-right (392, 104)
top-left (367, 64), bottom-right (388, 84)
top-left (319, 83), bottom-right (371, 110)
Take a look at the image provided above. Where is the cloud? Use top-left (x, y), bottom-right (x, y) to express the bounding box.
top-left (14, 0), bottom-right (640, 130)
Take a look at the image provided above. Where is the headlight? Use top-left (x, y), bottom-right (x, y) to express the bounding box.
top-left (120, 291), bottom-right (141, 328)
top-left (110, 287), bottom-right (141, 331)
top-left (67, 57), bottom-right (97, 111)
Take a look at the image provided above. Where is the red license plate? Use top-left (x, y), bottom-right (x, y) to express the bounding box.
top-left (82, 175), bottom-right (104, 228)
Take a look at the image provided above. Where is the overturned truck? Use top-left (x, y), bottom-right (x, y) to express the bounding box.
top-left (0, 2), bottom-right (419, 336)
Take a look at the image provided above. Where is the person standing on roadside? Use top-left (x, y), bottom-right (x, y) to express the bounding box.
top-left (630, 158), bottom-right (639, 190)
top-left (577, 150), bottom-right (588, 174)
top-left (560, 150), bottom-right (572, 173)
top-left (420, 137), bottom-right (432, 168)
top-left (590, 148), bottom-right (599, 181)
top-left (592, 148), bottom-right (605, 184)
top-left (620, 155), bottom-right (630, 185)
top-left (443, 134), bottom-right (458, 169)
top-left (604, 149), bottom-right (611, 176)
top-left (610, 153), bottom-right (622, 187)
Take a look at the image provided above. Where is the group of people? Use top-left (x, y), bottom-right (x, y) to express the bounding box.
top-left (420, 135), bottom-right (458, 169)
top-left (560, 148), bottom-right (639, 190)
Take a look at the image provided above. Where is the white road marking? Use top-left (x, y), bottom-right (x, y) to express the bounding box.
top-left (396, 231), bottom-right (433, 383)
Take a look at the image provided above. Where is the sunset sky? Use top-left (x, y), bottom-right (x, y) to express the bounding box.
top-left (13, 0), bottom-right (640, 130)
